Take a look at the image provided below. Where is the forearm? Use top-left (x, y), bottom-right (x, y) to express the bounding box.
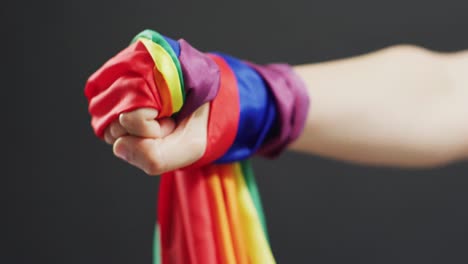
top-left (289, 45), bottom-right (468, 168)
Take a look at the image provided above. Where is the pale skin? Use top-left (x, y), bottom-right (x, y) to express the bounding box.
top-left (104, 45), bottom-right (468, 175)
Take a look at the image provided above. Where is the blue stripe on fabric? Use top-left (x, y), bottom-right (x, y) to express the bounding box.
top-left (214, 53), bottom-right (277, 162)
top-left (163, 36), bottom-right (180, 57)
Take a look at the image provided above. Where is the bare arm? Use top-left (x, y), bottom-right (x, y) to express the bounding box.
top-left (102, 45), bottom-right (468, 175)
top-left (290, 45), bottom-right (468, 168)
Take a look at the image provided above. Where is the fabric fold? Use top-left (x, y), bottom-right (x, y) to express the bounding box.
top-left (85, 29), bottom-right (311, 264)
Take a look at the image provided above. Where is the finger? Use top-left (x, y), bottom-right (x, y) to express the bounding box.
top-left (153, 104), bottom-right (209, 171)
top-left (113, 136), bottom-right (166, 175)
top-left (109, 120), bottom-right (127, 139)
top-left (113, 104), bottom-right (209, 175)
top-left (158, 117), bottom-right (177, 138)
top-left (104, 129), bottom-right (115, 144)
top-left (119, 108), bottom-right (161, 138)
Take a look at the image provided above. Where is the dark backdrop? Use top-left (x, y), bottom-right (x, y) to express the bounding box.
top-left (4, 0), bottom-right (468, 263)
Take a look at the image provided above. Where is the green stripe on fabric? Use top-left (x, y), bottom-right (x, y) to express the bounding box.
top-left (240, 160), bottom-right (270, 243)
top-left (153, 223), bottom-right (161, 264)
top-left (131, 29), bottom-right (186, 103)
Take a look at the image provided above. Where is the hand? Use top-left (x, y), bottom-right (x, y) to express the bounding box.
top-left (103, 104), bottom-right (210, 175)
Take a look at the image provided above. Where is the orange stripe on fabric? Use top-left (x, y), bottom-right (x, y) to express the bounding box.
top-left (218, 164), bottom-right (249, 264)
top-left (137, 39), bottom-right (173, 117)
top-left (152, 67), bottom-right (173, 117)
top-left (205, 166), bottom-right (237, 264)
top-left (233, 163), bottom-right (276, 264)
top-left (138, 38), bottom-right (183, 116)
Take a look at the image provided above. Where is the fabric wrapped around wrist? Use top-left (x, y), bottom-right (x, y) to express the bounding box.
top-left (84, 29), bottom-right (310, 264)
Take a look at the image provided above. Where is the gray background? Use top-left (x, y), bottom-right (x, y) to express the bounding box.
top-left (4, 0), bottom-right (468, 263)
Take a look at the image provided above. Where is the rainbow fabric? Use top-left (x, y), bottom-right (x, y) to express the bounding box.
top-left (85, 29), bottom-right (309, 264)
top-left (154, 162), bottom-right (274, 264)
top-left (136, 31), bottom-right (276, 264)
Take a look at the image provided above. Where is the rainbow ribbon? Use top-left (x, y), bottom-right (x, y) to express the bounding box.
top-left (133, 31), bottom-right (276, 264)
top-left (85, 29), bottom-right (309, 264)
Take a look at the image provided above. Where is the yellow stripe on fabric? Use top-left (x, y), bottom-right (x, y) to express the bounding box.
top-left (138, 38), bottom-right (184, 114)
top-left (218, 165), bottom-right (249, 264)
top-left (233, 163), bottom-right (276, 264)
top-left (206, 167), bottom-right (237, 264)
top-left (152, 63), bottom-right (173, 118)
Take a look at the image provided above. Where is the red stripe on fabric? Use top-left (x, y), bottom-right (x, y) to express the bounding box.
top-left (187, 54), bottom-right (240, 168)
top-left (85, 41), bottom-right (163, 137)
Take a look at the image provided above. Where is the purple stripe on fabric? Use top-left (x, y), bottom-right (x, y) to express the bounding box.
top-left (247, 62), bottom-right (310, 158)
top-left (176, 39), bottom-right (221, 120)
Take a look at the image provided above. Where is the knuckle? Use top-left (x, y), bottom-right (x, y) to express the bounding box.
top-left (119, 112), bottom-right (133, 126)
top-left (104, 131), bottom-right (114, 144)
top-left (109, 122), bottom-right (122, 138)
top-left (144, 144), bottom-right (166, 175)
top-left (145, 160), bottom-right (164, 175)
top-left (120, 112), bottom-right (144, 130)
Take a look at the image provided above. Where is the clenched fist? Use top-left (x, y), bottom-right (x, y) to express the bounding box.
top-left (104, 105), bottom-right (209, 175)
